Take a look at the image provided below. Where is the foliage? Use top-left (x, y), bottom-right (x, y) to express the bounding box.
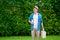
top-left (0, 0), bottom-right (60, 36)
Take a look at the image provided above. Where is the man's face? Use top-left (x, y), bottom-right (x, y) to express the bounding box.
top-left (33, 8), bottom-right (38, 13)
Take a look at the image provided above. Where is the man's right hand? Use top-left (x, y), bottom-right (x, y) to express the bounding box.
top-left (29, 20), bottom-right (34, 24)
top-left (30, 21), bottom-right (34, 24)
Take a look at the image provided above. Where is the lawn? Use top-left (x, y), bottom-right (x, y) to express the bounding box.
top-left (0, 36), bottom-right (60, 40)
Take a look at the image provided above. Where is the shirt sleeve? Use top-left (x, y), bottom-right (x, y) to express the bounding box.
top-left (40, 15), bottom-right (43, 23)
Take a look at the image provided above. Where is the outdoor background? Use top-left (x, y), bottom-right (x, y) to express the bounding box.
top-left (0, 0), bottom-right (60, 36)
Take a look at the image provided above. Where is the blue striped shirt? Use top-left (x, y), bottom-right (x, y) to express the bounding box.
top-left (29, 13), bottom-right (43, 31)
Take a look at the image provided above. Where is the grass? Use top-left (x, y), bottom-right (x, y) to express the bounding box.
top-left (0, 36), bottom-right (60, 40)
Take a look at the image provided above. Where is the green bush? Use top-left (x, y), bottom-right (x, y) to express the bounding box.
top-left (0, 0), bottom-right (60, 36)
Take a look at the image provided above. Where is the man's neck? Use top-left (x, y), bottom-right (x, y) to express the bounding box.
top-left (34, 12), bottom-right (38, 14)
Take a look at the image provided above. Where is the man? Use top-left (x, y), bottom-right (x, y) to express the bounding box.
top-left (29, 6), bottom-right (44, 40)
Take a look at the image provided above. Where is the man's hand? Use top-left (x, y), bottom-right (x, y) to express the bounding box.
top-left (30, 22), bottom-right (34, 24)
top-left (29, 20), bottom-right (34, 24)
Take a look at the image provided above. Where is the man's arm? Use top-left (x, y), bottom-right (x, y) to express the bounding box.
top-left (40, 14), bottom-right (44, 30)
top-left (29, 20), bottom-right (34, 24)
top-left (41, 22), bottom-right (44, 30)
top-left (29, 14), bottom-right (34, 24)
